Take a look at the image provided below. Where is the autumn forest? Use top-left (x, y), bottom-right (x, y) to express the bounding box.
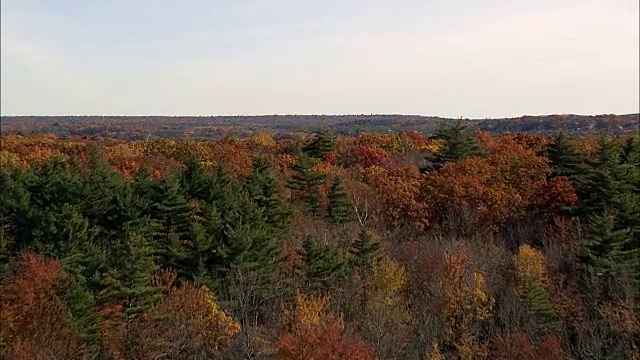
top-left (0, 117), bottom-right (639, 359)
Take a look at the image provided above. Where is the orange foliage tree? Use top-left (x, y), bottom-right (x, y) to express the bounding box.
top-left (491, 333), bottom-right (564, 360)
top-left (275, 290), bottom-right (376, 360)
top-left (359, 165), bottom-right (429, 231)
top-left (422, 133), bottom-right (576, 230)
top-left (0, 252), bottom-right (81, 359)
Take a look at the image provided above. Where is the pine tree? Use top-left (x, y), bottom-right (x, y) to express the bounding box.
top-left (0, 167), bottom-right (34, 252)
top-left (82, 150), bottom-right (126, 226)
top-left (288, 156), bottom-right (327, 215)
top-left (423, 122), bottom-right (483, 171)
top-left (64, 278), bottom-right (100, 344)
top-left (146, 174), bottom-right (192, 269)
top-left (349, 229), bottom-right (380, 271)
top-left (246, 157), bottom-right (292, 233)
top-left (166, 201), bottom-right (222, 288)
top-left (620, 135), bottom-right (640, 168)
top-left (181, 156), bottom-right (210, 200)
top-left (208, 191), bottom-right (284, 334)
top-left (100, 233), bottom-right (162, 345)
top-left (327, 177), bottom-right (354, 224)
top-left (0, 228), bottom-right (12, 278)
top-left (546, 132), bottom-right (585, 181)
top-left (524, 279), bottom-right (557, 327)
top-left (576, 138), bottom-right (626, 216)
top-left (28, 157), bottom-right (84, 210)
top-left (97, 183), bottom-right (154, 245)
top-left (304, 130), bottom-right (337, 159)
top-left (579, 213), bottom-right (633, 279)
top-left (298, 237), bottom-right (350, 294)
top-left (214, 192), bottom-right (282, 289)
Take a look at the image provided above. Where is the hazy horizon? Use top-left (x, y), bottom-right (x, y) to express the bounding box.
top-left (2, 0), bottom-right (639, 117)
top-left (2, 112), bottom-right (639, 120)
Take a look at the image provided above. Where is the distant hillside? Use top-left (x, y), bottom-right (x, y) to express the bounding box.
top-left (1, 113), bottom-right (637, 140)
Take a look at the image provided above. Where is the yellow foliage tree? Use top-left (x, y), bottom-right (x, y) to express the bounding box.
top-left (137, 282), bottom-right (241, 358)
top-left (514, 244), bottom-right (549, 293)
top-left (357, 256), bottom-right (410, 359)
top-left (437, 250), bottom-right (494, 360)
top-left (250, 131), bottom-right (277, 148)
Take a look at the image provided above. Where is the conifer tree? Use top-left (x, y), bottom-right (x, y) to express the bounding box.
top-left (214, 192), bottom-right (282, 289)
top-left (423, 122), bottom-right (483, 171)
top-left (288, 156), bottom-right (327, 215)
top-left (64, 278), bottom-right (100, 344)
top-left (327, 177), bottom-right (354, 224)
top-left (304, 130), bottom-right (337, 159)
top-left (147, 174), bottom-right (192, 268)
top-left (579, 212), bottom-right (633, 279)
top-left (546, 132), bottom-right (585, 181)
top-left (524, 279), bottom-right (557, 327)
top-left (620, 135), bottom-right (640, 168)
top-left (82, 150), bottom-right (126, 225)
top-left (0, 167), bottom-right (34, 252)
top-left (100, 233), bottom-right (162, 343)
top-left (349, 229), bottom-right (381, 271)
top-left (0, 228), bottom-right (12, 278)
top-left (166, 201), bottom-right (222, 288)
top-left (577, 138), bottom-right (627, 216)
top-left (181, 155), bottom-right (208, 198)
top-left (298, 237), bottom-right (350, 294)
top-left (246, 157), bottom-right (291, 233)
top-left (208, 191), bottom-right (285, 336)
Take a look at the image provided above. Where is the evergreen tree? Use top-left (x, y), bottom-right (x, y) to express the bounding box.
top-left (298, 237), bottom-right (350, 294)
top-left (620, 135), bottom-right (640, 168)
top-left (576, 138), bottom-right (629, 216)
top-left (0, 228), bottom-right (12, 278)
top-left (95, 183), bottom-right (154, 246)
top-left (211, 191), bottom-right (285, 331)
top-left (349, 229), bottom-right (380, 271)
top-left (64, 278), bottom-right (100, 344)
top-left (166, 201), bottom-right (222, 288)
top-left (147, 174), bottom-right (192, 268)
top-left (423, 122), bottom-right (483, 171)
top-left (214, 192), bottom-right (282, 290)
top-left (327, 177), bottom-right (354, 224)
top-left (0, 167), bottom-right (34, 252)
top-left (100, 233), bottom-right (162, 341)
top-left (579, 213), bottom-right (634, 279)
top-left (546, 132), bottom-right (585, 181)
top-left (182, 160), bottom-right (235, 205)
top-left (304, 130), bottom-right (337, 159)
top-left (81, 149), bottom-right (126, 223)
top-left (28, 157), bottom-right (84, 210)
top-left (246, 157), bottom-right (292, 233)
top-left (287, 156), bottom-right (327, 215)
top-left (524, 279), bottom-right (557, 327)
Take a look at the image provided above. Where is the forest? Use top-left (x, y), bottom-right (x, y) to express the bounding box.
top-left (0, 123), bottom-right (639, 359)
top-left (2, 113), bottom-right (638, 140)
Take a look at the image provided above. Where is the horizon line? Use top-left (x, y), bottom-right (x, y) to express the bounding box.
top-left (2, 112), bottom-right (638, 120)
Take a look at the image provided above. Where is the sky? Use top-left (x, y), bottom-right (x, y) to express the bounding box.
top-left (1, 0), bottom-right (639, 118)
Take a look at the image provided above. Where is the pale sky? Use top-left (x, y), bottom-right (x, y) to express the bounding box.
top-left (1, 0), bottom-right (639, 117)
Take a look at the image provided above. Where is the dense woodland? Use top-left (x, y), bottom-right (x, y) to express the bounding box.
top-left (0, 122), bottom-right (639, 359)
top-left (2, 113), bottom-right (638, 140)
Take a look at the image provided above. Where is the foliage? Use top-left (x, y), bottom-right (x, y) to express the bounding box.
top-left (275, 290), bottom-right (376, 360)
top-left (1, 128), bottom-right (639, 358)
top-left (0, 253), bottom-right (82, 359)
top-left (139, 281), bottom-right (241, 358)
